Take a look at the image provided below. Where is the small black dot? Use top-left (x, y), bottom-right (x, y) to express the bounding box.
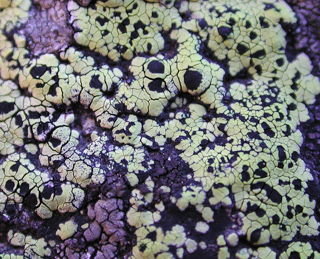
top-left (259, 17), bottom-right (269, 28)
top-left (268, 189), bottom-right (282, 204)
top-left (292, 179), bottom-right (302, 191)
top-left (228, 18), bottom-right (236, 26)
top-left (147, 60), bottom-right (164, 74)
top-left (295, 205), bottom-right (303, 213)
top-left (288, 103), bottom-right (297, 110)
top-left (96, 16), bottom-right (109, 27)
top-left (218, 26), bottom-right (233, 39)
top-left (10, 163), bottom-right (20, 172)
top-left (276, 58), bottom-right (284, 67)
top-left (90, 75), bottom-right (103, 89)
top-left (5, 180), bottom-right (15, 192)
top-left (15, 115), bottom-right (23, 127)
top-left (148, 79), bottom-right (164, 93)
top-left (134, 21), bottom-right (146, 30)
top-left (249, 31), bottom-right (257, 40)
top-left (286, 210), bottom-right (294, 219)
top-left (272, 214), bottom-right (280, 224)
top-left (28, 111), bottom-right (40, 119)
top-left (289, 251), bottom-right (301, 259)
top-left (139, 244), bottom-right (147, 252)
top-left (256, 208), bottom-right (266, 217)
top-left (131, 31), bottom-right (139, 39)
top-left (277, 146), bottom-right (286, 161)
top-left (146, 231), bottom-right (157, 242)
top-left (241, 170), bottom-right (250, 182)
top-left (48, 84), bottom-right (59, 97)
top-left (184, 70), bottom-right (202, 91)
top-left (245, 21), bottom-right (252, 28)
top-left (30, 65), bottom-right (47, 78)
top-left (19, 182), bottom-right (30, 196)
top-left (24, 193), bottom-right (38, 208)
top-left (50, 137), bottom-right (62, 148)
top-left (118, 23), bottom-right (127, 33)
top-left (237, 44), bottom-right (249, 54)
top-left (198, 19), bottom-right (207, 29)
top-left (0, 102), bottom-right (15, 115)
top-left (41, 186), bottom-right (54, 200)
top-left (250, 229), bottom-right (261, 243)
top-left (37, 122), bottom-right (49, 135)
top-left (291, 151), bottom-right (299, 162)
top-left (261, 122), bottom-right (275, 137)
top-left (251, 49), bottom-right (266, 58)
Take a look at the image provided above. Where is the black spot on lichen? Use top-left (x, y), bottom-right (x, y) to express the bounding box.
top-left (198, 19), bottom-right (207, 29)
top-left (291, 151), bottom-right (299, 162)
top-left (146, 231), bottom-right (157, 242)
top-left (148, 79), bottom-right (164, 92)
top-left (272, 214), bottom-right (280, 224)
top-left (29, 111), bottom-right (40, 119)
top-left (5, 180), bottom-right (15, 192)
top-left (139, 244), bottom-right (147, 252)
top-left (19, 182), bottom-right (30, 196)
top-left (90, 75), bottom-right (103, 89)
top-left (254, 168), bottom-right (267, 178)
top-left (41, 186), bottom-right (54, 200)
top-left (277, 145), bottom-right (286, 161)
top-left (256, 208), bottom-right (266, 217)
top-left (0, 101), bottom-right (15, 114)
top-left (30, 65), bottom-right (47, 78)
top-left (96, 16), bottom-right (109, 26)
top-left (276, 58), bottom-right (284, 67)
top-left (37, 122), bottom-right (49, 135)
top-left (237, 44), bottom-right (249, 55)
top-left (48, 84), bottom-right (59, 97)
top-left (251, 49), bottom-right (266, 58)
top-left (261, 122), bottom-right (275, 137)
top-left (268, 189), bottom-right (282, 204)
top-left (184, 70), bottom-right (202, 90)
top-left (10, 163), bottom-right (20, 172)
top-left (50, 137), bottom-right (62, 148)
top-left (292, 179), bottom-right (302, 191)
top-left (218, 26), bottom-right (233, 39)
top-left (147, 60), bottom-right (164, 74)
top-left (24, 193), bottom-right (38, 208)
top-left (118, 23), bottom-right (127, 33)
top-left (250, 229), bottom-right (261, 243)
top-left (259, 17), bottom-right (269, 28)
top-left (249, 31), bottom-right (257, 40)
top-left (15, 114), bottom-right (23, 127)
top-left (289, 251), bottom-right (301, 259)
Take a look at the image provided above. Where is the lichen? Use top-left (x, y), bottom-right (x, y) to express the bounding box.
top-left (0, 0), bottom-right (320, 258)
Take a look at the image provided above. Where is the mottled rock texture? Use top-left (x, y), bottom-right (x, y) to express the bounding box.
top-left (0, 0), bottom-right (320, 258)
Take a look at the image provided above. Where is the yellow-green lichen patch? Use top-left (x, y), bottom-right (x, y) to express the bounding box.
top-left (1, 0), bottom-right (320, 258)
top-left (187, 0), bottom-right (297, 77)
top-left (279, 242), bottom-right (320, 259)
top-left (7, 230), bottom-right (25, 247)
top-left (0, 152), bottom-right (85, 219)
top-left (0, 0), bottom-right (31, 31)
top-left (68, 0), bottom-right (181, 61)
top-left (121, 55), bottom-right (178, 116)
top-left (56, 219), bottom-right (78, 241)
top-left (23, 236), bottom-right (51, 259)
